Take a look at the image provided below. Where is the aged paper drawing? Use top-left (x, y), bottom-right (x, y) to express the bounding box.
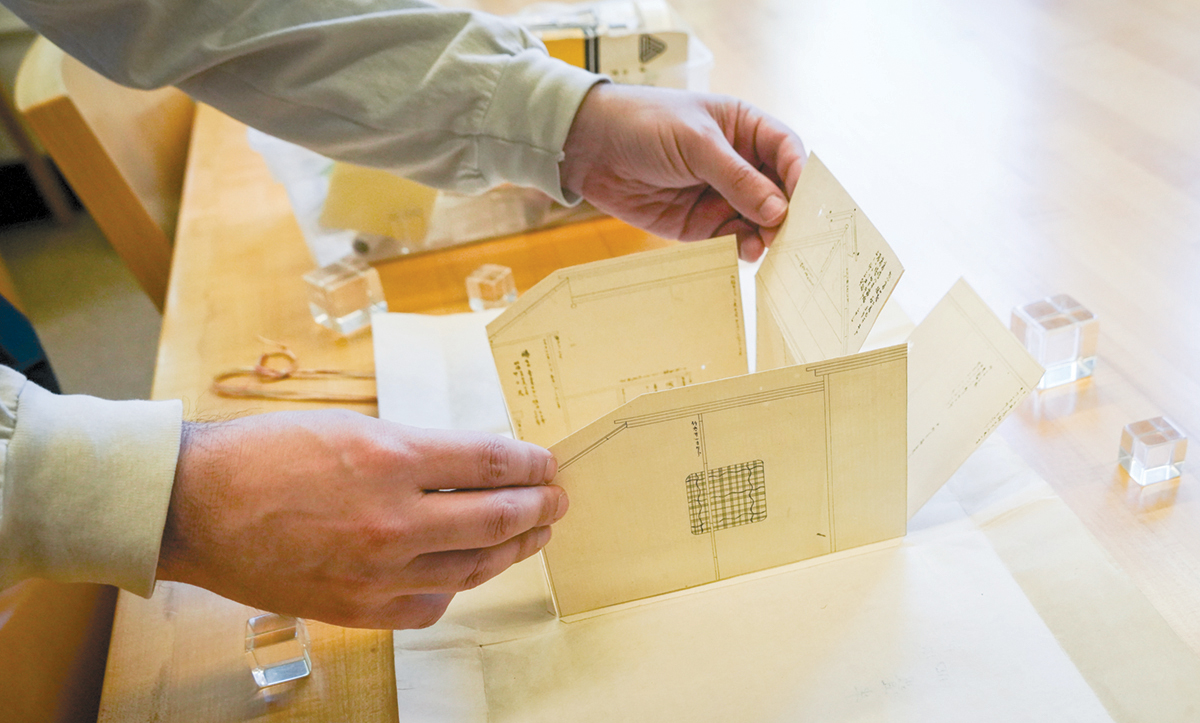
top-left (544, 344), bottom-right (907, 617)
top-left (756, 154), bottom-right (903, 371)
top-left (487, 236), bottom-right (747, 448)
top-left (907, 279), bottom-right (1044, 517)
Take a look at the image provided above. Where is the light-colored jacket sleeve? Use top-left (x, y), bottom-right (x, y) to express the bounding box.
top-left (6, 0), bottom-right (603, 202)
top-left (0, 0), bottom-right (600, 595)
top-left (0, 366), bottom-right (182, 596)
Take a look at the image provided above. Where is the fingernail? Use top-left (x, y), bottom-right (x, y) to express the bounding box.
top-left (538, 526), bottom-right (552, 547)
top-left (543, 454), bottom-right (559, 483)
top-left (554, 491), bottom-right (570, 521)
top-left (761, 194), bottom-right (787, 224)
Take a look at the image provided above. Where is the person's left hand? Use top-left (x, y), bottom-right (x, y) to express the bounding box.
top-left (559, 84), bottom-right (806, 261)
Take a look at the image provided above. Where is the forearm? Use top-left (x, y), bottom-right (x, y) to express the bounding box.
top-left (4, 0), bottom-right (602, 198)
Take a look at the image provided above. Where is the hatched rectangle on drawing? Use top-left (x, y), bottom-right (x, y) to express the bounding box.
top-left (686, 461), bottom-right (766, 535)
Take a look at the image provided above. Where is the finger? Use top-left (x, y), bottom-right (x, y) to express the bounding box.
top-left (374, 593), bottom-right (455, 630)
top-left (418, 484), bottom-right (568, 551)
top-left (724, 104), bottom-right (807, 197)
top-left (652, 185), bottom-right (770, 261)
top-left (753, 125), bottom-right (806, 198)
top-left (649, 184), bottom-right (750, 241)
top-left (403, 427), bottom-right (557, 490)
top-left (400, 525), bottom-right (552, 593)
top-left (738, 233), bottom-right (767, 262)
top-left (689, 132), bottom-right (790, 230)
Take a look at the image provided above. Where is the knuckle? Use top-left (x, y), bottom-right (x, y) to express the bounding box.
top-left (479, 437), bottom-right (512, 482)
top-left (359, 513), bottom-right (405, 549)
top-left (694, 124), bottom-right (726, 153)
top-left (342, 562), bottom-right (386, 598)
top-left (327, 596), bottom-right (370, 628)
top-left (512, 530), bottom-right (541, 564)
top-left (460, 550), bottom-right (497, 591)
top-left (728, 162), bottom-right (757, 191)
top-left (484, 493), bottom-right (522, 542)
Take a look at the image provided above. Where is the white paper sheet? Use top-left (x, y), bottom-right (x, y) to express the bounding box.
top-left (392, 434), bottom-right (1200, 722)
top-left (371, 309), bottom-right (510, 434)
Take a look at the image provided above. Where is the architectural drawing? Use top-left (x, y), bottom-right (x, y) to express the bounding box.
top-left (545, 344), bottom-right (908, 617)
top-left (487, 236), bottom-right (747, 447)
top-left (756, 154), bottom-right (903, 371)
top-left (907, 279), bottom-right (1044, 517)
top-left (686, 461), bottom-right (766, 535)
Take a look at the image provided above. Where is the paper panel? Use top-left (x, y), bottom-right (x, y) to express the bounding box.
top-left (756, 154), bottom-right (903, 369)
top-left (544, 344), bottom-right (907, 617)
top-left (487, 236), bottom-right (747, 447)
top-left (907, 278), bottom-right (1044, 517)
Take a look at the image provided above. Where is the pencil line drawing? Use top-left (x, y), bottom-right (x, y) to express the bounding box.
top-left (755, 154), bottom-right (902, 370)
top-left (764, 208), bottom-right (859, 358)
top-left (487, 240), bottom-right (733, 337)
top-left (905, 279), bottom-right (1044, 518)
top-left (488, 236), bottom-right (748, 447)
top-left (687, 460), bottom-right (767, 535)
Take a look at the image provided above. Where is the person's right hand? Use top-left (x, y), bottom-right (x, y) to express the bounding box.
top-left (156, 410), bottom-right (566, 629)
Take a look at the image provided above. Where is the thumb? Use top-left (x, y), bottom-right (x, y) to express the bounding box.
top-left (688, 133), bottom-right (789, 228)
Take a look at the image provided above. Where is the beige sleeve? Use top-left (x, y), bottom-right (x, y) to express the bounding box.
top-left (0, 366), bottom-right (182, 597)
top-left (7, 0), bottom-right (603, 202)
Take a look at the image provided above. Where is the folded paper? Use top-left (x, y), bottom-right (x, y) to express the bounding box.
top-left (485, 154), bottom-right (1038, 617)
top-left (545, 344), bottom-right (907, 617)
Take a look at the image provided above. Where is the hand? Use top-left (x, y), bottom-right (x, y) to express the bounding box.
top-left (157, 410), bottom-right (566, 629)
top-left (560, 84), bottom-right (806, 261)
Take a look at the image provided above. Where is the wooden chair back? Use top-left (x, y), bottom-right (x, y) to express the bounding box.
top-left (0, 581), bottom-right (117, 722)
top-left (14, 36), bottom-right (195, 311)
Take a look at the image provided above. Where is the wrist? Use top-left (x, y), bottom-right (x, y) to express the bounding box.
top-left (560, 81), bottom-right (612, 198)
top-left (157, 420), bottom-right (221, 584)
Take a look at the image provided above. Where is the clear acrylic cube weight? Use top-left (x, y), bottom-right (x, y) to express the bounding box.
top-left (1118, 417), bottom-right (1188, 486)
top-left (303, 257), bottom-right (387, 335)
top-left (1011, 294), bottom-right (1097, 389)
top-left (245, 613), bottom-right (312, 688)
top-left (466, 264), bottom-right (517, 311)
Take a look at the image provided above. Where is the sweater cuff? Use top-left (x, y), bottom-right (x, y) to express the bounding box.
top-left (5, 378), bottom-right (182, 597)
top-left (478, 49), bottom-right (605, 205)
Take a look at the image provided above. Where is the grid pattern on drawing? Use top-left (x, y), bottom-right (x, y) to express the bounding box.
top-left (686, 461), bottom-right (766, 535)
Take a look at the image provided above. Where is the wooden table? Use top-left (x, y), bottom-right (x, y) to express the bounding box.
top-left (100, 0), bottom-right (1200, 719)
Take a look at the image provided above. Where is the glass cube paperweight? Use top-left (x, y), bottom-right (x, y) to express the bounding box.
top-left (1011, 294), bottom-right (1098, 389)
top-left (1118, 416), bottom-right (1187, 486)
top-left (246, 614), bottom-right (311, 688)
top-left (303, 257), bottom-right (387, 335)
top-left (466, 264), bottom-right (517, 311)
